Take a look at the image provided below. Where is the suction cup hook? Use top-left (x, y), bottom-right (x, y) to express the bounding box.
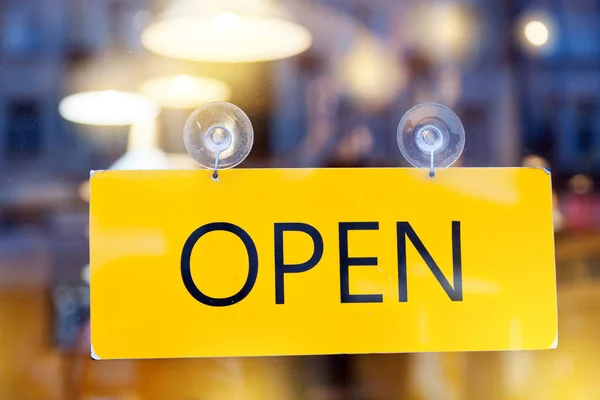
top-left (397, 103), bottom-right (465, 177)
top-left (183, 102), bottom-right (254, 181)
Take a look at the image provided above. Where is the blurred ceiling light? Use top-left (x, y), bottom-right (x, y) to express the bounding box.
top-left (517, 13), bottom-right (555, 53)
top-left (339, 37), bottom-right (403, 108)
top-left (521, 154), bottom-right (549, 169)
top-left (139, 75), bottom-right (231, 109)
top-left (569, 174), bottom-right (594, 195)
top-left (414, 2), bottom-right (478, 63)
top-left (59, 91), bottom-right (160, 126)
top-left (141, 0), bottom-right (312, 62)
top-left (524, 20), bottom-right (549, 47)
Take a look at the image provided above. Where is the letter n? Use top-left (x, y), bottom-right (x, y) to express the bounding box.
top-left (397, 221), bottom-right (463, 302)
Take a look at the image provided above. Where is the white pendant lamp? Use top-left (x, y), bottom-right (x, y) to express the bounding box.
top-left (59, 90), bottom-right (160, 126)
top-left (141, 0), bottom-right (312, 63)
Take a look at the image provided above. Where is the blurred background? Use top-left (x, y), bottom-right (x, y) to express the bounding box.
top-left (0, 0), bottom-right (599, 398)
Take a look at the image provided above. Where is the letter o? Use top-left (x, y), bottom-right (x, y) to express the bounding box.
top-left (181, 222), bottom-right (258, 307)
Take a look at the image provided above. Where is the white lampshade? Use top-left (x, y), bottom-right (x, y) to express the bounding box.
top-left (141, 0), bottom-right (312, 63)
top-left (139, 75), bottom-right (231, 109)
top-left (59, 91), bottom-right (160, 126)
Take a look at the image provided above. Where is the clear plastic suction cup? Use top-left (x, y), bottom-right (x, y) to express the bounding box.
top-left (397, 103), bottom-right (465, 170)
top-left (183, 102), bottom-right (254, 170)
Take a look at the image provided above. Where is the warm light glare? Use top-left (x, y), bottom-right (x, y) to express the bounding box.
top-left (109, 148), bottom-right (172, 170)
top-left (569, 174), bottom-right (593, 195)
top-left (142, 15), bottom-right (312, 62)
top-left (521, 154), bottom-right (549, 169)
top-left (340, 38), bottom-right (403, 108)
top-left (139, 75), bottom-right (231, 109)
top-left (524, 20), bottom-right (549, 46)
top-left (415, 2), bottom-right (478, 62)
top-left (214, 12), bottom-right (240, 29)
top-left (172, 74), bottom-right (197, 94)
top-left (59, 91), bottom-right (160, 126)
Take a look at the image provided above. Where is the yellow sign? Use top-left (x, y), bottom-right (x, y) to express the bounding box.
top-left (90, 168), bottom-right (557, 359)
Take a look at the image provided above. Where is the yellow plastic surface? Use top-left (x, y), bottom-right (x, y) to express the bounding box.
top-left (90, 168), bottom-right (557, 359)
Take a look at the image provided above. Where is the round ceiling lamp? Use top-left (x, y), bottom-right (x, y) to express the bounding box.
top-left (139, 74), bottom-right (231, 109)
top-left (59, 90), bottom-right (160, 126)
top-left (141, 0), bottom-right (312, 63)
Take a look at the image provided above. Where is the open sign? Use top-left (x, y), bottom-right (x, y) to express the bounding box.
top-left (181, 221), bottom-right (462, 307)
top-left (90, 168), bottom-right (557, 360)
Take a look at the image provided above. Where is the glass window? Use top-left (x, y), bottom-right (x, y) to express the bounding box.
top-left (1, 0), bottom-right (600, 399)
